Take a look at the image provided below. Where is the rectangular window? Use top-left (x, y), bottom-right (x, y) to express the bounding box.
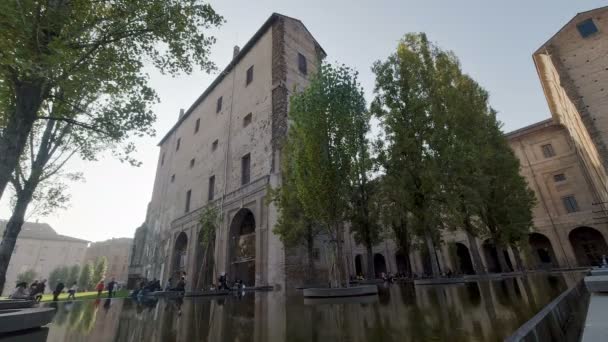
top-left (577, 18), bottom-right (599, 38)
top-left (541, 143), bottom-right (555, 158)
top-left (161, 152), bottom-right (165, 166)
top-left (243, 113), bottom-right (252, 127)
top-left (298, 53), bottom-right (307, 75)
top-left (562, 195), bottom-right (579, 213)
top-left (176, 138), bottom-right (181, 151)
top-left (553, 173), bottom-right (566, 182)
top-left (216, 96), bottom-right (222, 113)
top-left (185, 189), bottom-right (192, 213)
top-left (246, 66), bottom-right (254, 86)
top-left (241, 153), bottom-right (251, 185)
top-left (208, 175), bottom-right (215, 201)
top-left (195, 118), bottom-right (200, 133)
top-left (212, 139), bottom-right (218, 151)
top-left (190, 158), bottom-right (195, 168)
top-left (171, 174), bottom-right (175, 183)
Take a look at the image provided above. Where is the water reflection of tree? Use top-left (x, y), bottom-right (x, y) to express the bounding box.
top-left (79, 301), bottom-right (99, 334)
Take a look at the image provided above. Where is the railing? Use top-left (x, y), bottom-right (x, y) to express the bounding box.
top-left (505, 280), bottom-right (589, 342)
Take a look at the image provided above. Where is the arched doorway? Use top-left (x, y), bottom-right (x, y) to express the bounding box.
top-left (455, 243), bottom-right (475, 275)
top-left (482, 240), bottom-right (513, 273)
top-left (373, 253), bottom-right (387, 277)
top-left (395, 251), bottom-right (409, 276)
top-left (528, 233), bottom-right (557, 269)
top-left (354, 254), bottom-right (363, 277)
top-left (228, 208), bottom-right (256, 286)
top-left (569, 227), bottom-right (608, 267)
top-left (173, 232), bottom-right (188, 277)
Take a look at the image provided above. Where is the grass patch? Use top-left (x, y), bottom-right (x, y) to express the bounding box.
top-left (39, 289), bottom-right (130, 302)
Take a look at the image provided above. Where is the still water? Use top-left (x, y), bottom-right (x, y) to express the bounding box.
top-left (37, 272), bottom-right (582, 342)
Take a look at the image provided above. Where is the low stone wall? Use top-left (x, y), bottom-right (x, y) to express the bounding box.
top-left (505, 281), bottom-right (589, 342)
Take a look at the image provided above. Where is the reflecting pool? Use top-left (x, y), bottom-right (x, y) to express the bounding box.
top-left (37, 272), bottom-right (582, 342)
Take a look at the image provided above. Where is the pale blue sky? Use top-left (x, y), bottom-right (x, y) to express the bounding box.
top-left (1, 0), bottom-right (605, 241)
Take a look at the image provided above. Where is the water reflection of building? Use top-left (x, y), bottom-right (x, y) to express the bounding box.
top-left (348, 6), bottom-right (608, 277)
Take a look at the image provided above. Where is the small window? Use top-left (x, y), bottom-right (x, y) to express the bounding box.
top-left (216, 97), bottom-right (222, 113)
top-left (541, 144), bottom-right (555, 158)
top-left (161, 152), bottom-right (165, 166)
top-left (562, 195), bottom-right (579, 213)
top-left (241, 153), bottom-right (251, 185)
top-left (208, 175), bottom-right (215, 201)
top-left (212, 139), bottom-right (218, 151)
top-left (190, 158), bottom-right (195, 168)
top-left (171, 174), bottom-right (175, 183)
top-left (577, 19), bottom-right (598, 38)
top-left (176, 138), bottom-right (181, 151)
top-left (554, 173), bottom-right (566, 182)
top-left (195, 118), bottom-right (200, 133)
top-left (246, 66), bottom-right (254, 86)
top-left (185, 189), bottom-right (192, 213)
top-left (243, 113), bottom-right (252, 127)
top-left (298, 53), bottom-right (307, 75)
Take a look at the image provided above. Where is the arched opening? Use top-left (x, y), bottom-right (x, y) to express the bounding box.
top-left (569, 227), bottom-right (608, 267)
top-left (528, 233), bottom-right (557, 269)
top-left (173, 232), bottom-right (188, 277)
top-left (482, 240), bottom-right (513, 273)
top-left (354, 254), bottom-right (363, 277)
top-left (455, 243), bottom-right (475, 275)
top-left (373, 253), bottom-right (387, 277)
top-left (228, 208), bottom-right (256, 286)
top-left (395, 251), bottom-right (409, 276)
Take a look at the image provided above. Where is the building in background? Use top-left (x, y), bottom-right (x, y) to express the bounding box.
top-left (83, 238), bottom-right (132, 283)
top-left (0, 220), bottom-right (88, 295)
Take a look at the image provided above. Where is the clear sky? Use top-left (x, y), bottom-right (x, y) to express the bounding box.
top-left (1, 0), bottom-right (605, 242)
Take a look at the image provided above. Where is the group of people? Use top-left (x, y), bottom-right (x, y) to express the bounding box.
top-left (95, 278), bottom-right (118, 298)
top-left (8, 279), bottom-right (46, 302)
top-left (209, 272), bottom-right (245, 291)
top-left (131, 275), bottom-right (187, 297)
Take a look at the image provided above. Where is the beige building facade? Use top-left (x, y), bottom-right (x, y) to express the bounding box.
top-left (0, 220), bottom-right (88, 295)
top-left (83, 238), bottom-right (132, 283)
top-left (129, 13), bottom-right (327, 290)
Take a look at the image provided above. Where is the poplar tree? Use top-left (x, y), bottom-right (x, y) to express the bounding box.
top-left (78, 262), bottom-right (93, 291)
top-left (286, 63), bottom-right (366, 287)
top-left (92, 257), bottom-right (108, 285)
top-left (371, 33), bottom-right (458, 277)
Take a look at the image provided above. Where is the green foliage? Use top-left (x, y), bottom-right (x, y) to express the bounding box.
top-left (16, 269), bottom-right (37, 285)
top-left (48, 265), bottom-right (69, 290)
top-left (78, 262), bottom-right (94, 291)
top-left (66, 264), bottom-right (80, 286)
top-left (198, 205), bottom-right (220, 247)
top-left (92, 257), bottom-right (108, 285)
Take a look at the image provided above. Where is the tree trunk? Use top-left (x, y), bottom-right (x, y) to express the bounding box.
top-left (511, 244), bottom-right (525, 272)
top-left (495, 243), bottom-right (511, 273)
top-left (0, 185), bottom-right (35, 293)
top-left (0, 83), bottom-right (44, 201)
top-left (424, 229), bottom-right (441, 277)
top-left (465, 229), bottom-right (486, 275)
top-left (335, 223), bottom-right (348, 287)
top-left (365, 244), bottom-right (375, 279)
top-left (306, 225), bottom-right (315, 283)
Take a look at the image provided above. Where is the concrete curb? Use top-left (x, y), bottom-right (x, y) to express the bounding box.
top-left (303, 285), bottom-right (378, 298)
top-left (0, 307), bottom-right (55, 334)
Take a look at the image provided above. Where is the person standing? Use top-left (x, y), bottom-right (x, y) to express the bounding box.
top-left (53, 280), bottom-right (65, 302)
top-left (67, 282), bottom-right (78, 300)
top-left (107, 278), bottom-right (117, 298)
top-left (96, 280), bottom-right (105, 297)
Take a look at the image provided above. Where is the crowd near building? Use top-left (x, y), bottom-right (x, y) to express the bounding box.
top-left (0, 220), bottom-right (88, 296)
top-left (129, 7), bottom-right (608, 290)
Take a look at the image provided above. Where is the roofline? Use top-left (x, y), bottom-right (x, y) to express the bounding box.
top-left (533, 6), bottom-right (608, 55)
top-left (505, 118), bottom-right (557, 139)
top-left (158, 13), bottom-right (326, 146)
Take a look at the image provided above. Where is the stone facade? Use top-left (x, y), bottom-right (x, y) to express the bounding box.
top-left (129, 13), bottom-right (326, 290)
top-left (83, 238), bottom-right (132, 283)
top-left (0, 220), bottom-right (88, 295)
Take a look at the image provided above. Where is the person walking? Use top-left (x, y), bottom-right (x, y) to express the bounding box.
top-left (96, 280), bottom-right (105, 297)
top-left (53, 280), bottom-right (65, 302)
top-left (67, 282), bottom-right (78, 300)
top-left (107, 278), bottom-right (117, 298)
